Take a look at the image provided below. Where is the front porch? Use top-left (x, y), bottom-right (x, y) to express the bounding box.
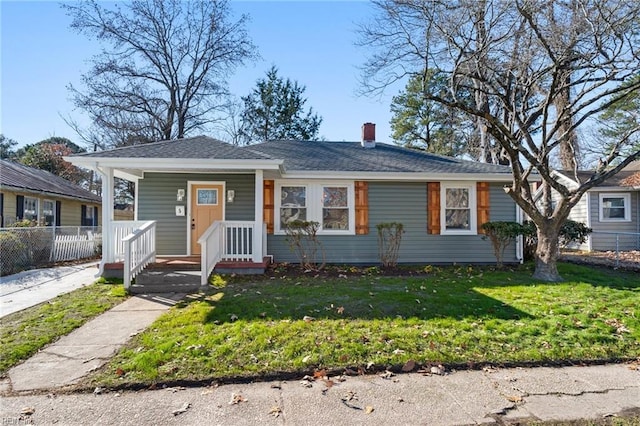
top-left (103, 219), bottom-right (270, 293)
top-left (104, 255), bottom-right (270, 294)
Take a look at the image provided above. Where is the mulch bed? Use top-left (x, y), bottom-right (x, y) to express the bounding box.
top-left (560, 250), bottom-right (640, 272)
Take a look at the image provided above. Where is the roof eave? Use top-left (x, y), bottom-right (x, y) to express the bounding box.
top-left (0, 184), bottom-right (101, 204)
top-left (65, 157), bottom-right (284, 171)
top-left (279, 170), bottom-right (514, 181)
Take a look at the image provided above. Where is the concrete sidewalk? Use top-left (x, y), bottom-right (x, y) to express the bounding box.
top-left (0, 262), bottom-right (100, 318)
top-left (0, 363), bottom-right (638, 425)
top-left (0, 293), bottom-right (184, 393)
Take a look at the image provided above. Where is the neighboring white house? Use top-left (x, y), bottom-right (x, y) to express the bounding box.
top-left (551, 161), bottom-right (640, 251)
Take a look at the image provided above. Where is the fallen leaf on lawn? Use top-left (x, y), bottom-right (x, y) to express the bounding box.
top-left (230, 393), bottom-right (247, 405)
top-left (115, 368), bottom-right (125, 377)
top-left (337, 306), bottom-right (345, 314)
top-left (302, 355), bottom-right (312, 363)
top-left (505, 395), bottom-right (523, 403)
top-left (303, 315), bottom-right (315, 322)
top-left (365, 406), bottom-right (375, 414)
top-left (269, 406), bottom-right (282, 417)
top-left (172, 402), bottom-right (191, 416)
top-left (229, 314), bottom-right (238, 321)
top-left (402, 359), bottom-right (416, 372)
top-left (21, 407), bottom-right (35, 416)
top-left (392, 349), bottom-right (405, 355)
top-left (339, 354), bottom-right (349, 362)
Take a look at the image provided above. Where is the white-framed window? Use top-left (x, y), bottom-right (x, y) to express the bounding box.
top-left (599, 193), bottom-right (631, 222)
top-left (24, 196), bottom-right (39, 222)
top-left (43, 199), bottom-right (55, 226)
top-left (275, 181), bottom-right (355, 235)
top-left (441, 182), bottom-right (477, 235)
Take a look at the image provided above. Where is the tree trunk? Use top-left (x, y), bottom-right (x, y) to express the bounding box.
top-left (533, 226), bottom-right (563, 282)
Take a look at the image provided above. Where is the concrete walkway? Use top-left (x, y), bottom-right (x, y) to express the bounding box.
top-left (0, 363), bottom-right (638, 425)
top-left (0, 293), bottom-right (184, 393)
top-left (0, 262), bottom-right (100, 318)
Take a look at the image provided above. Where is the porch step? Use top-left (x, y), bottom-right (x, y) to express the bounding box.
top-left (214, 257), bottom-right (271, 275)
top-left (131, 270), bottom-right (201, 294)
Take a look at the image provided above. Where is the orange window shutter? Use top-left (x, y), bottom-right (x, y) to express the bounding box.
top-left (427, 182), bottom-right (441, 234)
top-left (476, 182), bottom-right (490, 234)
top-left (354, 181), bottom-right (369, 235)
top-left (263, 180), bottom-right (275, 234)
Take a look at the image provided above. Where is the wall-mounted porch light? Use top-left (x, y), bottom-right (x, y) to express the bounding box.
top-left (226, 190), bottom-right (235, 203)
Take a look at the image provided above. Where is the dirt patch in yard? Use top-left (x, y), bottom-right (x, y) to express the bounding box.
top-left (560, 250), bottom-right (640, 272)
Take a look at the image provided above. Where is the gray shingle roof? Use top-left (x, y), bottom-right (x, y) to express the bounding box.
top-left (245, 140), bottom-right (513, 175)
top-left (73, 135), bottom-right (271, 160)
top-left (0, 160), bottom-right (101, 203)
top-left (70, 136), bottom-right (514, 176)
top-left (566, 161), bottom-right (640, 187)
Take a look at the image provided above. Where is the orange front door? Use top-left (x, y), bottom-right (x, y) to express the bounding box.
top-left (190, 183), bottom-right (224, 255)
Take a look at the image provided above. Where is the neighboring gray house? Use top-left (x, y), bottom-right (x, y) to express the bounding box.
top-left (552, 161), bottom-right (640, 251)
top-left (67, 124), bottom-right (524, 283)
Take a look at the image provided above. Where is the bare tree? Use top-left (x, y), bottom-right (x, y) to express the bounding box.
top-left (359, 0), bottom-right (640, 281)
top-left (64, 0), bottom-right (257, 142)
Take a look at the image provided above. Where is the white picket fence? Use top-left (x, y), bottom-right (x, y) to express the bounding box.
top-left (51, 231), bottom-right (101, 262)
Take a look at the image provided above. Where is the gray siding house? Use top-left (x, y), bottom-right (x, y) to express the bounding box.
top-left (551, 161), bottom-right (640, 251)
top-left (68, 124), bottom-right (524, 281)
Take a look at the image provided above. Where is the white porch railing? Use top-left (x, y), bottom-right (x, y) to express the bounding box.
top-left (199, 220), bottom-right (264, 286)
top-left (122, 221), bottom-right (157, 290)
top-left (112, 221), bottom-right (149, 262)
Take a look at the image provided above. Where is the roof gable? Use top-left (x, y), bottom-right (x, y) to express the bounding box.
top-left (0, 160), bottom-right (101, 203)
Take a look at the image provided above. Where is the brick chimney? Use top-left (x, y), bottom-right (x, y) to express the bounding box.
top-left (361, 122), bottom-right (376, 148)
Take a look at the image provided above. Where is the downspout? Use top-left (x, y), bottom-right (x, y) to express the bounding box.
top-left (585, 192), bottom-right (592, 252)
top-left (516, 204), bottom-right (523, 263)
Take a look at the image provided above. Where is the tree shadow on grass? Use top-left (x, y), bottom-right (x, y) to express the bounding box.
top-left (197, 279), bottom-right (532, 325)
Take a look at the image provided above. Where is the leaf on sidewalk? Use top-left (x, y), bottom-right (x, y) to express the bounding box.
top-left (172, 402), bottom-right (191, 416)
top-left (365, 406), bottom-right (374, 414)
top-left (269, 406), bottom-right (282, 417)
top-left (230, 393), bottom-right (247, 405)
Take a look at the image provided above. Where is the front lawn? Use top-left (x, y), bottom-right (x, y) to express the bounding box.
top-left (0, 280), bottom-right (127, 375)
top-left (89, 263), bottom-right (639, 387)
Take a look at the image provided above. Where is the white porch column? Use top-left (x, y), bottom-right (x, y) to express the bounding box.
top-left (253, 170), bottom-right (264, 262)
top-left (99, 166), bottom-right (115, 264)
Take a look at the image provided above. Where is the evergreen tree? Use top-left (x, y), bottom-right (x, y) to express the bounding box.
top-left (240, 67), bottom-right (322, 144)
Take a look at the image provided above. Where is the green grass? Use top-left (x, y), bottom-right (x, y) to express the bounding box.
top-left (88, 262), bottom-right (640, 387)
top-left (0, 279), bottom-right (128, 374)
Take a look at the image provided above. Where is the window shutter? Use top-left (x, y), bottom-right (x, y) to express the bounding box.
top-left (476, 182), bottom-right (490, 234)
top-left (81, 205), bottom-right (87, 226)
top-left (354, 181), bottom-right (369, 235)
top-left (427, 182), bottom-right (441, 234)
top-left (55, 201), bottom-right (62, 226)
top-left (1, 193), bottom-right (4, 227)
top-left (93, 206), bottom-right (99, 226)
top-left (16, 195), bottom-right (24, 221)
top-left (263, 180), bottom-right (275, 234)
